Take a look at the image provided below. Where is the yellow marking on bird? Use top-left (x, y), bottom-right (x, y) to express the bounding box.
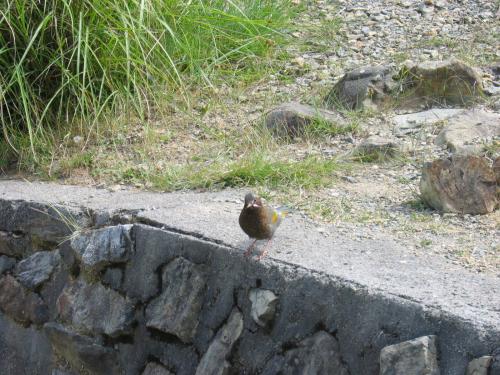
top-left (272, 211), bottom-right (279, 224)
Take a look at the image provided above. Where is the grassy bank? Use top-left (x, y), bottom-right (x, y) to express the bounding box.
top-left (0, 0), bottom-right (294, 170)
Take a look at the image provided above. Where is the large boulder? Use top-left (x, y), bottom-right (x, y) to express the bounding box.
top-left (146, 257), bottom-right (207, 343)
top-left (402, 59), bottom-right (484, 106)
top-left (0, 274), bottom-right (49, 325)
top-left (57, 278), bottom-right (134, 337)
top-left (324, 65), bottom-right (397, 110)
top-left (435, 110), bottom-right (500, 154)
top-left (380, 335), bottom-right (440, 375)
top-left (420, 155), bottom-right (498, 214)
top-left (195, 308), bottom-right (243, 375)
top-left (265, 102), bottom-right (349, 138)
top-left (44, 322), bottom-right (121, 375)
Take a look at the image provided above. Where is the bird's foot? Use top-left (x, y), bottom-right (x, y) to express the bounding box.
top-left (256, 249), bottom-right (268, 261)
top-left (243, 239), bottom-right (257, 258)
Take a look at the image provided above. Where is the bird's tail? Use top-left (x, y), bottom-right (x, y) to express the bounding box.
top-left (276, 206), bottom-right (291, 217)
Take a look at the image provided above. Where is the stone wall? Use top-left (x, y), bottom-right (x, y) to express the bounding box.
top-left (0, 199), bottom-right (499, 375)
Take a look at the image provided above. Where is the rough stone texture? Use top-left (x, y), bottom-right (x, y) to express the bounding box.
top-left (0, 255), bottom-right (16, 275)
top-left (57, 278), bottom-right (134, 337)
top-left (420, 155), bottom-right (498, 214)
top-left (324, 65), bottom-right (396, 110)
top-left (44, 322), bottom-right (121, 375)
top-left (1, 181), bottom-right (500, 375)
top-left (70, 224), bottom-right (132, 272)
top-left (435, 110), bottom-right (500, 154)
top-left (122, 224), bottom-right (182, 302)
top-left (0, 200), bottom-right (90, 256)
top-left (265, 101), bottom-right (348, 138)
top-left (0, 274), bottom-right (49, 325)
top-left (403, 59), bottom-right (484, 106)
top-left (195, 308), bottom-right (243, 375)
top-left (466, 356), bottom-right (493, 375)
top-left (263, 331), bottom-right (349, 375)
top-left (14, 250), bottom-right (61, 289)
top-left (146, 257), bottom-right (207, 343)
top-left (494, 157), bottom-right (500, 187)
top-left (380, 335), bottom-right (440, 375)
top-left (142, 362), bottom-right (173, 375)
top-left (249, 289), bottom-right (278, 327)
top-left (0, 313), bottom-right (52, 375)
top-left (51, 370), bottom-right (76, 375)
top-left (102, 267), bottom-right (123, 290)
top-left (354, 135), bottom-right (399, 161)
top-left (491, 347), bottom-right (500, 375)
top-left (393, 108), bottom-right (464, 136)
top-left (0, 229), bottom-right (31, 258)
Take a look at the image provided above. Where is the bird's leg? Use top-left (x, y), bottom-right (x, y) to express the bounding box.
top-left (244, 239), bottom-right (257, 257)
top-left (257, 239), bottom-right (272, 261)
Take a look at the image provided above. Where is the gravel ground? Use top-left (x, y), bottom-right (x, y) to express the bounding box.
top-left (233, 0), bottom-right (500, 274)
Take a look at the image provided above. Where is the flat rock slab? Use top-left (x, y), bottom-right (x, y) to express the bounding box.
top-left (393, 108), bottom-right (464, 136)
top-left (0, 179), bottom-right (499, 336)
top-left (435, 110), bottom-right (500, 154)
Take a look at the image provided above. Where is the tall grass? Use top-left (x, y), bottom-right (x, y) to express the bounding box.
top-left (0, 0), bottom-right (292, 168)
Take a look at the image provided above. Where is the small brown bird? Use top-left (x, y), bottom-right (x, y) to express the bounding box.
top-left (238, 192), bottom-right (286, 260)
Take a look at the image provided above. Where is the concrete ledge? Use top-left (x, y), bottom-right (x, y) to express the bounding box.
top-left (0, 179), bottom-right (499, 374)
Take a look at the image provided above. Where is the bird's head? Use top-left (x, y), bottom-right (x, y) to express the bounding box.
top-left (244, 192), bottom-right (262, 209)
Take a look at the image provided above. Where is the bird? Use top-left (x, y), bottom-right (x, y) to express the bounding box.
top-left (238, 192), bottom-right (286, 260)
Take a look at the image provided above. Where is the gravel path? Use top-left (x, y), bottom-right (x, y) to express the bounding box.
top-left (254, 0), bottom-right (500, 274)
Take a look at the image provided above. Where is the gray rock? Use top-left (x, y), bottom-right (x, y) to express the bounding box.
top-left (354, 135), bottom-right (399, 161)
top-left (14, 250), bottom-right (61, 289)
top-left (393, 108), bottom-right (464, 136)
top-left (122, 225), bottom-right (182, 302)
top-left (380, 335), bottom-right (440, 375)
top-left (435, 110), bottom-right (500, 154)
top-left (420, 155), bottom-right (498, 214)
top-left (0, 274), bottom-right (49, 325)
top-left (57, 278), bottom-right (134, 337)
top-left (146, 257), bottom-right (206, 343)
top-left (0, 229), bottom-right (30, 258)
top-left (102, 267), bottom-right (123, 290)
top-left (70, 224), bottom-right (132, 272)
top-left (195, 308), bottom-right (243, 375)
top-left (0, 255), bottom-right (16, 275)
top-left (280, 331), bottom-right (349, 375)
top-left (142, 362), bottom-right (173, 375)
top-left (466, 356), bottom-right (493, 375)
top-left (0, 201), bottom-right (90, 256)
top-left (491, 347), bottom-right (500, 375)
top-left (51, 370), bottom-right (76, 375)
top-left (495, 157), bottom-right (500, 186)
top-left (0, 313), bottom-right (52, 375)
top-left (44, 322), bottom-right (121, 375)
top-left (402, 59), bottom-right (484, 106)
top-left (265, 102), bottom-right (348, 138)
top-left (324, 65), bottom-right (396, 110)
top-left (249, 289), bottom-right (278, 327)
